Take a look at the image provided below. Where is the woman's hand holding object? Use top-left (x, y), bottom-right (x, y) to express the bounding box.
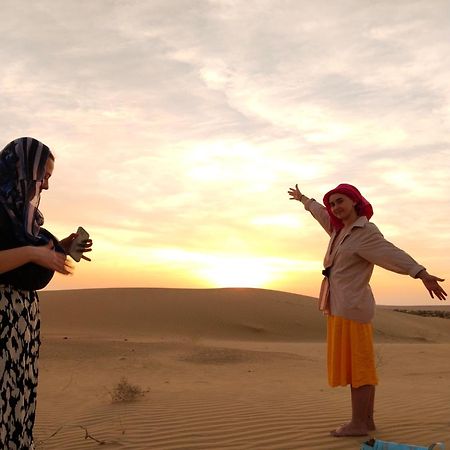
top-left (31, 241), bottom-right (74, 275)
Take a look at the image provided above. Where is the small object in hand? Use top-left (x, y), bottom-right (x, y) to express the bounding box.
top-left (69, 226), bottom-right (90, 262)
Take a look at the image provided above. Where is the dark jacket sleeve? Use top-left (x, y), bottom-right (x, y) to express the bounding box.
top-left (0, 206), bottom-right (63, 290)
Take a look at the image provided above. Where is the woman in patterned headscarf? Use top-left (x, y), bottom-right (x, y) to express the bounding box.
top-left (288, 183), bottom-right (446, 438)
top-left (0, 137), bottom-right (92, 449)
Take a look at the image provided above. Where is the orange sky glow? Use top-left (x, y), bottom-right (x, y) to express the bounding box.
top-left (1, 1), bottom-right (449, 306)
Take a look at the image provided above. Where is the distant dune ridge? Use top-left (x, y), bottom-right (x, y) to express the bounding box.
top-left (35, 288), bottom-right (450, 449)
top-left (39, 287), bottom-right (450, 343)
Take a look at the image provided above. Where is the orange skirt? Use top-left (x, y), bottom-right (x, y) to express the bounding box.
top-left (327, 315), bottom-right (378, 388)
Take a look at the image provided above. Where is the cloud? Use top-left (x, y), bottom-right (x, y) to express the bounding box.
top-left (0, 0), bottom-right (449, 303)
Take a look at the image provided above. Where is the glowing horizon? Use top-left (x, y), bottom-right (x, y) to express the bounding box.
top-left (1, 1), bottom-right (449, 306)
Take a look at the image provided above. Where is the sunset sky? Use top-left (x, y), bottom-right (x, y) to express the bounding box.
top-left (1, 0), bottom-right (449, 305)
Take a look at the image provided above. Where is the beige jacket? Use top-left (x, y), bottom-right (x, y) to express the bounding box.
top-left (305, 199), bottom-right (425, 323)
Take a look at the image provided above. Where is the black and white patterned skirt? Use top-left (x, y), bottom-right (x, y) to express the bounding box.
top-left (0, 285), bottom-right (40, 450)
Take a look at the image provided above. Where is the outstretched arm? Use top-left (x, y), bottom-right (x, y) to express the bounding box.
top-left (357, 225), bottom-right (447, 301)
top-left (288, 184), bottom-right (310, 204)
top-left (416, 269), bottom-right (447, 301)
top-left (288, 184), bottom-right (332, 235)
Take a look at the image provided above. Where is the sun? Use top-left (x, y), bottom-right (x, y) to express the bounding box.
top-left (198, 256), bottom-right (273, 288)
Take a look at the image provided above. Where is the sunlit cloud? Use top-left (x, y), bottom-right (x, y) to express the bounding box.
top-left (0, 0), bottom-right (449, 305)
top-left (251, 214), bottom-right (302, 229)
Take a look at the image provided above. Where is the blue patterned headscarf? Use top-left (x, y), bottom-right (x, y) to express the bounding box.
top-left (0, 137), bottom-right (54, 244)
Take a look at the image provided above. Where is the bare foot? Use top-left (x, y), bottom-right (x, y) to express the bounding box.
top-left (332, 420), bottom-right (376, 432)
top-left (330, 422), bottom-right (368, 437)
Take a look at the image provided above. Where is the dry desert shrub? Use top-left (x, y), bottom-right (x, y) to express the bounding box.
top-left (111, 377), bottom-right (146, 402)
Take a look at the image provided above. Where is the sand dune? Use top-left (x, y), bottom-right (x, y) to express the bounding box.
top-left (39, 287), bottom-right (450, 343)
top-left (34, 288), bottom-right (450, 449)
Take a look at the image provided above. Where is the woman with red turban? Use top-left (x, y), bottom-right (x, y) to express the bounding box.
top-left (288, 183), bottom-right (446, 437)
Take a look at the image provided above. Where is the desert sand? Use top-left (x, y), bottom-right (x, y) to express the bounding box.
top-left (34, 288), bottom-right (450, 450)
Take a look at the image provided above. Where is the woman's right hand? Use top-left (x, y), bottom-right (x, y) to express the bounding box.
top-left (288, 184), bottom-right (303, 201)
top-left (31, 241), bottom-right (74, 275)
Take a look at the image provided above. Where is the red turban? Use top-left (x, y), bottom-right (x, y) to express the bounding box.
top-left (323, 183), bottom-right (373, 231)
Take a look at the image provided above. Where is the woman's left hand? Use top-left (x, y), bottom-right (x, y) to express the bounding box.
top-left (418, 271), bottom-right (447, 301)
top-left (60, 233), bottom-right (93, 261)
